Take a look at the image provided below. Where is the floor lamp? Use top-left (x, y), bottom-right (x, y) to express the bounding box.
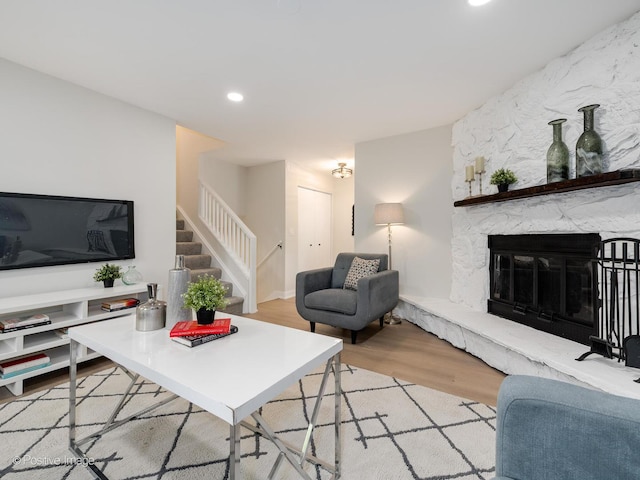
top-left (374, 202), bottom-right (404, 325)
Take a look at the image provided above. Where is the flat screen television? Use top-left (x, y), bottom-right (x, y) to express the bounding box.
top-left (0, 192), bottom-right (135, 271)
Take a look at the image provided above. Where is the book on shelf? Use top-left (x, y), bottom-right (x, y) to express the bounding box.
top-left (54, 328), bottom-right (69, 339)
top-left (171, 325), bottom-right (238, 347)
top-left (0, 361), bottom-right (52, 379)
top-left (0, 352), bottom-right (51, 375)
top-left (0, 313), bottom-right (51, 334)
top-left (169, 318), bottom-right (232, 337)
top-left (101, 298), bottom-right (140, 312)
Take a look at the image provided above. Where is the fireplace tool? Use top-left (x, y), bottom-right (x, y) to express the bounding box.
top-left (576, 238), bottom-right (640, 382)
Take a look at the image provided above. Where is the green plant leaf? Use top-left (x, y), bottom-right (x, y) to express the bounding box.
top-left (182, 275), bottom-right (230, 311)
top-left (489, 168), bottom-right (517, 185)
top-left (93, 263), bottom-right (123, 282)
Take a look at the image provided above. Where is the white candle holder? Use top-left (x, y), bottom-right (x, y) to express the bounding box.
top-left (476, 169), bottom-right (486, 195)
top-left (465, 177), bottom-right (475, 197)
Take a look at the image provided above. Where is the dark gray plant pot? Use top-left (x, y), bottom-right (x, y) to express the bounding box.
top-left (196, 308), bottom-right (215, 325)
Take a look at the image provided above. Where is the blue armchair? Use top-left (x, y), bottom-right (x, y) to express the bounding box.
top-left (295, 252), bottom-right (399, 344)
top-left (493, 375), bottom-right (640, 480)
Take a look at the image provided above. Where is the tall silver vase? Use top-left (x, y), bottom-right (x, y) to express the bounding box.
top-left (166, 255), bottom-right (192, 329)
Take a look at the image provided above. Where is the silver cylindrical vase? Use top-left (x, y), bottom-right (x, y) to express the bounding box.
top-left (166, 255), bottom-right (192, 329)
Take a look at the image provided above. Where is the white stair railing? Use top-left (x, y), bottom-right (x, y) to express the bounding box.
top-left (199, 182), bottom-right (257, 312)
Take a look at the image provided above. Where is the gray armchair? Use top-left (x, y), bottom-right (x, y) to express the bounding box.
top-left (493, 375), bottom-right (640, 480)
top-left (295, 252), bottom-right (399, 344)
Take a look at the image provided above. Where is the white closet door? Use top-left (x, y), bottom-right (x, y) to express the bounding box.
top-left (298, 187), bottom-right (332, 272)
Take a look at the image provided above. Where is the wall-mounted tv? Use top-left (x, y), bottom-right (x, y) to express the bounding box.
top-left (0, 192), bottom-right (135, 271)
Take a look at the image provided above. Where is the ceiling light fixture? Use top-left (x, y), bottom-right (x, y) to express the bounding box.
top-left (331, 162), bottom-right (353, 179)
top-left (468, 0), bottom-right (492, 5)
top-left (227, 92), bottom-right (244, 102)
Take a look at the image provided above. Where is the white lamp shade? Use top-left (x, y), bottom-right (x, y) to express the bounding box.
top-left (374, 203), bottom-right (404, 225)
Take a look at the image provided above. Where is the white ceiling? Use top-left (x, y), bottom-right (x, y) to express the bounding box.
top-left (1, 0), bottom-right (639, 174)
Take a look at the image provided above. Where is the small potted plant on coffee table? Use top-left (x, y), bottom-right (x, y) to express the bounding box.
top-left (490, 168), bottom-right (518, 193)
top-left (182, 275), bottom-right (230, 324)
top-left (93, 263), bottom-right (123, 288)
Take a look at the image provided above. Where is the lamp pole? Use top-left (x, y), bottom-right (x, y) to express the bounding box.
top-left (374, 202), bottom-right (404, 325)
top-left (385, 222), bottom-right (401, 324)
top-left (387, 223), bottom-right (393, 269)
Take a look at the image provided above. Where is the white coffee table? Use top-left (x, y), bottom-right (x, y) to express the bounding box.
top-left (68, 313), bottom-right (343, 479)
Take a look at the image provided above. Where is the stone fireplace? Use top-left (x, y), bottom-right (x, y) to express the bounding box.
top-left (448, 10), bottom-right (640, 317)
top-left (488, 233), bottom-right (600, 345)
top-left (419, 12), bottom-right (640, 397)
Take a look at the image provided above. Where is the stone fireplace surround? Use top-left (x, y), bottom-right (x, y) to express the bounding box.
top-left (399, 11), bottom-right (640, 400)
top-left (419, 180), bottom-right (640, 401)
top-left (403, 175), bottom-right (640, 400)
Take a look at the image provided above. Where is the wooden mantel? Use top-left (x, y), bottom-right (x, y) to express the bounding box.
top-left (454, 169), bottom-right (640, 207)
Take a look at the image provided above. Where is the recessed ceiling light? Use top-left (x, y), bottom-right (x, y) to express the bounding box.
top-left (468, 0), bottom-right (492, 6)
top-left (227, 92), bottom-right (244, 102)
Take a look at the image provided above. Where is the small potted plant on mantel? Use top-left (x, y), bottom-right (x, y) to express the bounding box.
top-left (93, 263), bottom-right (123, 288)
top-left (182, 275), bottom-right (230, 325)
top-left (490, 168), bottom-right (518, 193)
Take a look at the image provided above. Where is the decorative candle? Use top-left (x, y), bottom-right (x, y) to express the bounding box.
top-left (465, 165), bottom-right (475, 181)
top-left (475, 156), bottom-right (485, 173)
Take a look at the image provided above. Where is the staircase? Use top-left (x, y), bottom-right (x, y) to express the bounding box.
top-left (176, 219), bottom-right (244, 315)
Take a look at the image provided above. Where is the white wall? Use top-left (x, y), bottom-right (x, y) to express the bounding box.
top-left (354, 126), bottom-right (454, 299)
top-left (199, 153), bottom-right (248, 219)
top-left (0, 58), bottom-right (176, 298)
top-left (451, 11), bottom-right (640, 311)
top-left (246, 161), bottom-right (286, 302)
top-left (176, 126), bottom-right (225, 219)
top-left (332, 175), bottom-right (355, 257)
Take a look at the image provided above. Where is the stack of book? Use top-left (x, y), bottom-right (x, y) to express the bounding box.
top-left (169, 318), bottom-right (238, 347)
top-left (0, 313), bottom-right (51, 334)
top-left (0, 353), bottom-right (51, 379)
top-left (101, 298), bottom-right (140, 312)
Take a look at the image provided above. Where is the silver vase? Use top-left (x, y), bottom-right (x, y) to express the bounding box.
top-left (136, 283), bottom-right (166, 331)
top-left (166, 255), bottom-right (192, 329)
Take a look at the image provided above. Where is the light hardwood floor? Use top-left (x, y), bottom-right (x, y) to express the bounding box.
top-left (0, 298), bottom-right (506, 406)
top-left (246, 299), bottom-right (505, 405)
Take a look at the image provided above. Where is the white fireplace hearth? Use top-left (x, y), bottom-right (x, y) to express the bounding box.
top-left (396, 296), bottom-right (640, 400)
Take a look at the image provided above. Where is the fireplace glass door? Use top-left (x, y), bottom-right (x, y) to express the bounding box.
top-left (488, 234), bottom-right (600, 345)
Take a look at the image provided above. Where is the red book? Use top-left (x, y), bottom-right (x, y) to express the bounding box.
top-left (0, 353), bottom-right (50, 374)
top-left (169, 318), bottom-right (231, 337)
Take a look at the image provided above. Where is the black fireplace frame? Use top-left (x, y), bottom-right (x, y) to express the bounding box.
top-left (488, 233), bottom-right (601, 345)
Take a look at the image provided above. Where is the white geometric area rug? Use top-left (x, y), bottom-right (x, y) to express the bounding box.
top-left (0, 366), bottom-right (496, 480)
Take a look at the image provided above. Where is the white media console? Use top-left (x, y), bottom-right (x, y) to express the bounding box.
top-left (0, 284), bottom-right (148, 395)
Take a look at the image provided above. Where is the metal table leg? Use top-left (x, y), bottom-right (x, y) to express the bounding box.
top-left (68, 345), bottom-right (342, 480)
top-left (230, 423), bottom-right (241, 480)
top-left (334, 352), bottom-right (341, 479)
top-left (68, 341), bottom-right (178, 480)
top-left (239, 353), bottom-right (342, 479)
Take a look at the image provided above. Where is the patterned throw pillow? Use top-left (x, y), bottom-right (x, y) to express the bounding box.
top-left (343, 257), bottom-right (380, 291)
